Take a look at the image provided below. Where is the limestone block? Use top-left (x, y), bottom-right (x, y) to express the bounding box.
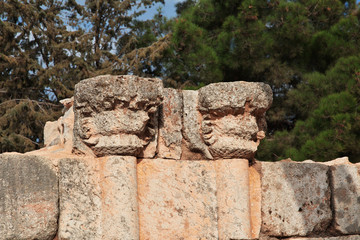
top-left (138, 159), bottom-right (218, 239)
top-left (158, 88), bottom-right (183, 159)
top-left (0, 154), bottom-right (58, 240)
top-left (249, 163), bottom-right (262, 239)
top-left (216, 159), bottom-right (251, 240)
top-left (198, 81), bottom-right (273, 113)
top-left (59, 156), bottom-right (139, 240)
top-left (73, 75), bottom-right (163, 157)
top-left (330, 164), bottom-right (360, 234)
top-left (198, 81), bottom-right (273, 159)
top-left (182, 90), bottom-right (213, 159)
top-left (261, 161), bottom-right (332, 237)
top-left (100, 156), bottom-right (139, 239)
top-left (58, 158), bottom-right (102, 240)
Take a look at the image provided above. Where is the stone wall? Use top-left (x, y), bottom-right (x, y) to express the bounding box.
top-left (0, 75), bottom-right (359, 240)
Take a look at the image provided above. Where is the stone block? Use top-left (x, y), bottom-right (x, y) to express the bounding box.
top-left (261, 161), bottom-right (332, 237)
top-left (58, 158), bottom-right (102, 239)
top-left (158, 88), bottom-right (183, 159)
top-left (182, 90), bottom-right (213, 159)
top-left (0, 154), bottom-right (58, 240)
top-left (330, 164), bottom-right (360, 234)
top-left (137, 158), bottom-right (218, 239)
top-left (73, 75), bottom-right (163, 157)
top-left (198, 81), bottom-right (273, 159)
top-left (249, 163), bottom-right (262, 239)
top-left (198, 81), bottom-right (273, 114)
top-left (58, 156), bottom-right (139, 240)
top-left (215, 159), bottom-right (251, 239)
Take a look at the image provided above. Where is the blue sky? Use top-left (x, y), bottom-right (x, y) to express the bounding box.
top-left (76, 0), bottom-right (182, 19)
top-left (141, 0), bottom-right (182, 19)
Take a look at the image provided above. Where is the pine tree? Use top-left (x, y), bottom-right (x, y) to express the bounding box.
top-left (0, 0), bottom-right (77, 152)
top-left (0, 0), bottom-right (167, 153)
top-left (257, 55), bottom-right (360, 162)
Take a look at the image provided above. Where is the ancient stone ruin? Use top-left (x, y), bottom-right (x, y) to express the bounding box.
top-left (0, 75), bottom-right (359, 240)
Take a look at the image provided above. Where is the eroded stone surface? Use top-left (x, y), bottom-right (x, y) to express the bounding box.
top-left (158, 88), bottom-right (183, 159)
top-left (44, 120), bottom-right (60, 146)
top-left (198, 81), bottom-right (273, 113)
top-left (321, 157), bottom-right (350, 166)
top-left (0, 154), bottom-right (58, 240)
top-left (216, 159), bottom-right (251, 240)
top-left (330, 164), bottom-right (360, 234)
top-left (249, 163), bottom-right (262, 239)
top-left (261, 161), bottom-right (332, 237)
top-left (44, 103), bottom-right (74, 149)
top-left (59, 156), bottom-right (139, 240)
top-left (182, 90), bottom-right (213, 159)
top-left (138, 158), bottom-right (218, 239)
top-left (100, 156), bottom-right (139, 240)
top-left (198, 81), bottom-right (272, 159)
top-left (287, 236), bottom-right (360, 240)
top-left (73, 75), bottom-right (163, 157)
top-left (59, 158), bottom-right (102, 240)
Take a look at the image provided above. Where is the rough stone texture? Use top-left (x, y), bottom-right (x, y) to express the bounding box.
top-left (44, 104), bottom-right (74, 149)
top-left (249, 163), bottom-right (262, 239)
top-left (73, 75), bottom-right (163, 157)
top-left (158, 88), bottom-right (183, 159)
top-left (182, 90), bottom-right (213, 159)
top-left (216, 159), bottom-right (251, 239)
top-left (322, 157), bottom-right (351, 166)
top-left (59, 156), bottom-right (139, 240)
top-left (44, 120), bottom-right (60, 146)
top-left (198, 81), bottom-right (273, 113)
top-left (330, 164), bottom-right (360, 234)
top-left (0, 154), bottom-right (58, 240)
top-left (137, 158), bottom-right (218, 239)
top-left (303, 157), bottom-right (351, 166)
top-left (261, 161), bottom-right (332, 237)
top-left (287, 236), bottom-right (360, 240)
top-left (59, 158), bottom-right (102, 239)
top-left (99, 156), bottom-right (139, 240)
top-left (198, 81), bottom-right (273, 159)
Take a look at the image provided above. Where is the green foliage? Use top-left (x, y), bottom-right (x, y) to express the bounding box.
top-left (1, 0), bottom-right (360, 163)
top-left (168, 0), bottom-right (360, 162)
top-left (258, 56), bottom-right (360, 162)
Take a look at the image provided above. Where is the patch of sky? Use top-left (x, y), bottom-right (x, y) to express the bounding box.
top-left (75, 0), bottom-right (182, 19)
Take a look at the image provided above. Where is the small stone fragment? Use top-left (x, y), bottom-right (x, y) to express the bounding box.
top-left (44, 105), bottom-right (74, 149)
